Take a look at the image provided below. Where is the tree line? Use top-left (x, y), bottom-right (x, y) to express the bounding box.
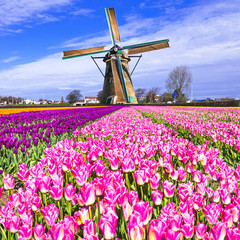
top-left (64, 65), bottom-right (193, 104)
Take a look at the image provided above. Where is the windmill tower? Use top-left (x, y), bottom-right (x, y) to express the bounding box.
top-left (63, 8), bottom-right (169, 104)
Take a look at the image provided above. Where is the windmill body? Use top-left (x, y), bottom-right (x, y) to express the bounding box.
top-left (62, 8), bottom-right (169, 104)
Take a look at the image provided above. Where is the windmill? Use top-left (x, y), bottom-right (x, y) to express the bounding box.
top-left (62, 8), bottom-right (169, 104)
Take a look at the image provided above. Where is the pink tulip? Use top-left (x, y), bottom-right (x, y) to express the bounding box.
top-left (21, 214), bottom-right (33, 227)
top-left (148, 173), bottom-right (161, 190)
top-left (17, 166), bottom-right (29, 181)
top-left (186, 162), bottom-right (193, 173)
top-left (128, 190), bottom-right (139, 206)
top-left (34, 224), bottom-right (45, 240)
top-left (103, 190), bottom-right (119, 208)
top-left (49, 185), bottom-right (64, 201)
top-left (18, 203), bottom-right (27, 217)
top-left (179, 202), bottom-right (188, 215)
top-left (161, 202), bottom-right (177, 217)
top-left (48, 163), bottom-right (57, 177)
top-left (133, 201), bottom-right (153, 225)
top-left (151, 190), bottom-right (163, 205)
top-left (221, 189), bottom-right (231, 205)
top-left (3, 174), bottom-right (15, 190)
top-left (50, 223), bottom-right (65, 240)
top-left (99, 212), bottom-right (118, 240)
top-left (32, 193), bottom-right (41, 212)
top-left (108, 156), bottom-right (118, 171)
top-left (39, 176), bottom-right (51, 193)
top-left (7, 216), bottom-right (20, 233)
top-left (165, 229), bottom-right (183, 240)
top-left (134, 170), bottom-right (146, 185)
top-left (177, 166), bottom-right (187, 182)
top-left (74, 171), bottom-right (89, 187)
top-left (178, 185), bottom-right (189, 202)
top-left (63, 216), bottom-right (78, 235)
top-left (80, 182), bottom-right (96, 206)
top-left (92, 178), bottom-right (105, 196)
top-left (128, 214), bottom-right (145, 240)
top-left (64, 184), bottom-right (76, 201)
top-left (203, 203), bottom-right (223, 225)
top-left (9, 192), bottom-right (21, 207)
top-left (41, 204), bottom-right (59, 226)
top-left (231, 206), bottom-right (240, 223)
top-left (83, 219), bottom-right (96, 237)
top-left (196, 182), bottom-right (206, 195)
top-left (51, 175), bottom-right (64, 187)
top-left (74, 208), bottom-right (89, 225)
top-left (95, 163), bottom-right (107, 177)
top-left (211, 221), bottom-right (227, 240)
top-left (222, 209), bottom-right (233, 228)
top-left (181, 223), bottom-right (194, 239)
top-left (122, 201), bottom-right (133, 221)
top-left (213, 190), bottom-right (221, 203)
top-left (206, 187), bottom-right (214, 199)
top-left (195, 222), bottom-right (207, 239)
top-left (192, 169), bottom-right (202, 183)
top-left (169, 214), bottom-right (182, 231)
top-left (18, 225), bottom-right (33, 239)
top-left (192, 192), bottom-right (206, 211)
top-left (226, 227), bottom-right (240, 240)
top-left (148, 219), bottom-right (166, 239)
top-left (162, 180), bottom-right (175, 198)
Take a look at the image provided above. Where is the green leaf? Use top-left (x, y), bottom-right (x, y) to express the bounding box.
top-left (0, 225), bottom-right (7, 240)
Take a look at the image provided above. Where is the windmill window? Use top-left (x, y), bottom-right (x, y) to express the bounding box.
top-left (109, 77), bottom-right (113, 84)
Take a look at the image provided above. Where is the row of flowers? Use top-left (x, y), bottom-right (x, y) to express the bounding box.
top-left (0, 107), bottom-right (100, 116)
top-left (134, 106), bottom-right (240, 167)
top-left (0, 107), bottom-right (240, 239)
top-left (0, 106), bottom-right (122, 174)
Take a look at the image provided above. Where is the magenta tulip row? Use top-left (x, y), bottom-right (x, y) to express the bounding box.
top-left (0, 107), bottom-right (239, 240)
top-left (134, 106), bottom-right (240, 152)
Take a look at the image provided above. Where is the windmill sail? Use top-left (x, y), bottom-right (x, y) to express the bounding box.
top-left (105, 8), bottom-right (121, 44)
top-left (63, 46), bottom-right (108, 59)
top-left (123, 39), bottom-right (169, 55)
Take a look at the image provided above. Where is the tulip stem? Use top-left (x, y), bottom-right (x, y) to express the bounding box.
top-left (132, 172), bottom-right (137, 191)
top-left (8, 231), bottom-right (11, 240)
top-left (140, 185), bottom-right (144, 201)
top-left (35, 212), bottom-right (38, 226)
top-left (43, 193), bottom-right (47, 206)
top-left (65, 172), bottom-right (68, 186)
top-left (68, 201), bottom-right (71, 216)
top-left (58, 200), bottom-right (63, 220)
top-left (125, 173), bottom-right (130, 191)
top-left (89, 205), bottom-right (92, 220)
top-left (97, 196), bottom-right (101, 219)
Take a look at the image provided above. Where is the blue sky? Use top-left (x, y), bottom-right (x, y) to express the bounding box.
top-left (0, 0), bottom-right (239, 101)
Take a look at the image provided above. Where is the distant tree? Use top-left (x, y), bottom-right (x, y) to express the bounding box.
top-left (166, 65), bottom-right (192, 102)
top-left (135, 88), bottom-right (146, 102)
top-left (146, 87), bottom-right (161, 103)
top-left (97, 90), bottom-right (103, 103)
top-left (66, 90), bottom-right (83, 103)
top-left (162, 92), bottom-right (173, 102)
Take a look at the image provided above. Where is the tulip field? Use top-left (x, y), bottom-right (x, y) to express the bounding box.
top-left (0, 106), bottom-right (240, 239)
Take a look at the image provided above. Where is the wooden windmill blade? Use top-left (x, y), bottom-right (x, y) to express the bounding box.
top-left (62, 46), bottom-right (109, 59)
top-left (123, 39), bottom-right (169, 55)
top-left (105, 8), bottom-right (121, 44)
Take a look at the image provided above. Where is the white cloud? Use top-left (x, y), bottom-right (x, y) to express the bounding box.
top-left (2, 56), bottom-right (21, 63)
top-left (0, 0), bottom-right (71, 32)
top-left (70, 8), bottom-right (95, 17)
